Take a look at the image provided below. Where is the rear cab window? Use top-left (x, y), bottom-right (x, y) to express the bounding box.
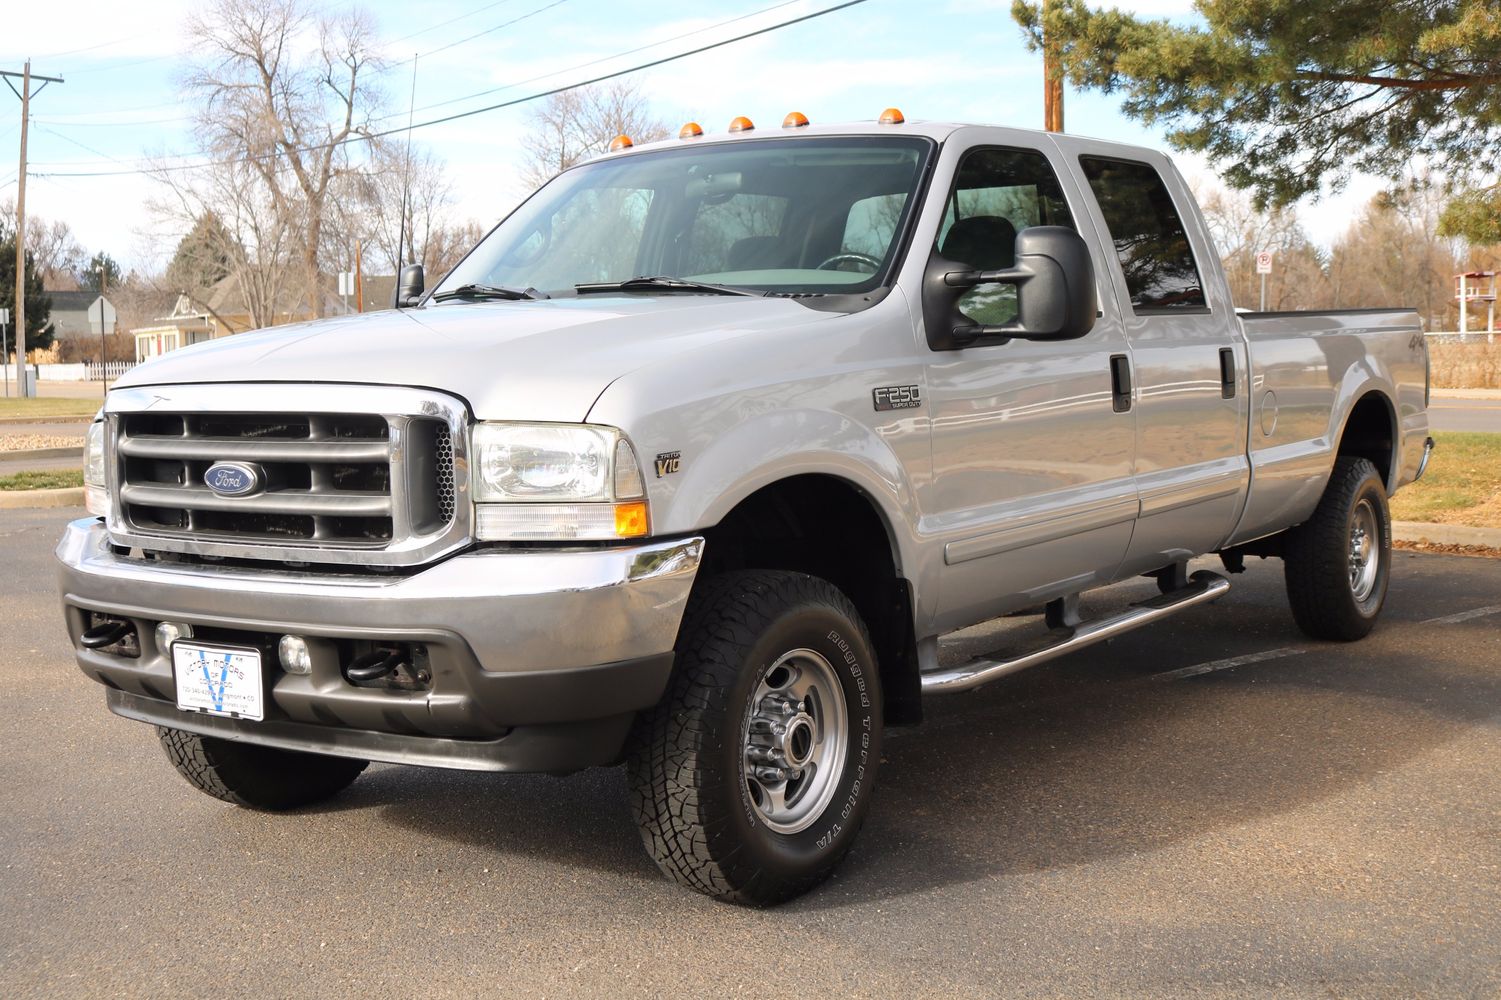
top-left (1077, 156), bottom-right (1207, 312)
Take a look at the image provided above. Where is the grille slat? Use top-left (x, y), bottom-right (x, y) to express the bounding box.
top-left (121, 483), bottom-right (393, 517)
top-left (108, 388), bottom-right (465, 566)
top-left (119, 436), bottom-right (390, 463)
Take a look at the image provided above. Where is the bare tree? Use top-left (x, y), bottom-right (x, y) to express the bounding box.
top-left (1196, 183), bottom-right (1330, 311)
top-left (1327, 181), bottom-right (1460, 330)
top-left (520, 80), bottom-right (669, 190)
top-left (150, 155), bottom-right (301, 331)
top-left (0, 198), bottom-right (87, 288)
top-left (183, 0), bottom-right (382, 317)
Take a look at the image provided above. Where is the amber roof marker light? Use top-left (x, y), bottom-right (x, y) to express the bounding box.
top-left (878, 107), bottom-right (905, 124)
top-left (729, 115), bottom-right (755, 132)
top-left (679, 122), bottom-right (704, 138)
top-left (609, 134), bottom-right (634, 151)
top-left (782, 111), bottom-right (809, 128)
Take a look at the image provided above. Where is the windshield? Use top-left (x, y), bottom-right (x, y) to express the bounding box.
top-left (434, 136), bottom-right (934, 299)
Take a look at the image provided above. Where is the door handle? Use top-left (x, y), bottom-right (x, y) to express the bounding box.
top-left (1110, 354), bottom-right (1132, 413)
top-left (1219, 348), bottom-right (1237, 399)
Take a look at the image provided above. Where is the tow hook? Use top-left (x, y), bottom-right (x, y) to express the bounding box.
top-left (80, 619), bottom-right (133, 649)
top-left (345, 647), bottom-right (406, 683)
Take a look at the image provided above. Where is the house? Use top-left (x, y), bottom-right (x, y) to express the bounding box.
top-left (130, 274), bottom-right (398, 361)
top-left (46, 291), bottom-right (119, 342)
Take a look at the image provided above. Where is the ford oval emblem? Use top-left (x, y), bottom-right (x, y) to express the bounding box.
top-left (204, 462), bottom-right (265, 498)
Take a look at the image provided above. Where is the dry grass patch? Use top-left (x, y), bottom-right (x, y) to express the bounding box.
top-left (1430, 341), bottom-right (1501, 389)
top-left (1390, 432), bottom-right (1501, 529)
top-left (0, 469), bottom-right (84, 491)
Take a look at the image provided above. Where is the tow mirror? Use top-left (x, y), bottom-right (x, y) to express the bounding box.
top-left (922, 226), bottom-right (1096, 350)
top-left (394, 264), bottom-right (425, 309)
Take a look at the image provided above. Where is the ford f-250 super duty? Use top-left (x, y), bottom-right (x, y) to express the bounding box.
top-left (57, 111), bottom-right (1433, 905)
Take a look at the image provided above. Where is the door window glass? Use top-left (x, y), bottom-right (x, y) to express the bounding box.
top-left (937, 148), bottom-right (1075, 326)
top-left (1078, 156), bottom-right (1206, 311)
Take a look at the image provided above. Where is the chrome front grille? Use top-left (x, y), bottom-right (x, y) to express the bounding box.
top-left (104, 385), bottom-right (470, 567)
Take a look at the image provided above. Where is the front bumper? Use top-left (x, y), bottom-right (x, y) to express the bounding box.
top-left (56, 518), bottom-right (703, 771)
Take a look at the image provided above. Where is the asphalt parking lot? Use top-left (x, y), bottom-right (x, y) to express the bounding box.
top-left (4, 507), bottom-right (1499, 998)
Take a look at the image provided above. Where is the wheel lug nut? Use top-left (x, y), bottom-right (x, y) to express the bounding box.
top-left (754, 766), bottom-right (786, 782)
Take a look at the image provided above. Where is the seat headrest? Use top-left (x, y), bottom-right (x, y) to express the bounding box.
top-left (940, 216), bottom-right (1018, 271)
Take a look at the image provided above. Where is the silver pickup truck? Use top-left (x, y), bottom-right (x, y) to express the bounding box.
top-left (57, 113), bottom-right (1432, 905)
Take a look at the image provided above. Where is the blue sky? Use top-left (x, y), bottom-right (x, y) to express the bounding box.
top-left (2, 0), bottom-right (1376, 273)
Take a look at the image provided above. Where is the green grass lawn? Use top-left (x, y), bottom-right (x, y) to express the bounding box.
top-left (0, 469), bottom-right (84, 491)
top-left (1391, 432), bottom-right (1501, 529)
top-left (0, 397), bottom-right (100, 419)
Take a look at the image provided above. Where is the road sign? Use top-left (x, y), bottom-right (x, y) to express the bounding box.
top-left (0, 307), bottom-right (9, 325)
top-left (1255, 251), bottom-right (1273, 274)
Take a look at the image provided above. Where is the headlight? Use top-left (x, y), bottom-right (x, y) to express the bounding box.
top-left (470, 423), bottom-right (649, 541)
top-left (83, 417), bottom-right (109, 517)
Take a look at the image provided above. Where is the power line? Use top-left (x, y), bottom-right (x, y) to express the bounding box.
top-left (33, 0), bottom-right (874, 180)
top-left (392, 0), bottom-right (570, 65)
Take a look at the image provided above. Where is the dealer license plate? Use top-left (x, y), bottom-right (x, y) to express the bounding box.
top-left (172, 642), bottom-right (265, 722)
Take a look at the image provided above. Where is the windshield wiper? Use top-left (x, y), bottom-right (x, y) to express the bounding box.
top-left (432, 283), bottom-right (547, 302)
top-left (575, 276), bottom-right (764, 297)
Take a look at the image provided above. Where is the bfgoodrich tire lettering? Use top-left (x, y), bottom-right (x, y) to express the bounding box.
top-left (627, 570), bottom-right (883, 906)
top-left (1283, 455), bottom-right (1392, 641)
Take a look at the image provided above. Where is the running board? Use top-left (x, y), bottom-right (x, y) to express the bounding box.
top-left (920, 570), bottom-right (1231, 695)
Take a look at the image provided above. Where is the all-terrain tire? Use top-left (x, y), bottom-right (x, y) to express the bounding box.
top-left (158, 728), bottom-right (368, 810)
top-left (627, 570), bottom-right (882, 906)
top-left (1283, 456), bottom-right (1392, 641)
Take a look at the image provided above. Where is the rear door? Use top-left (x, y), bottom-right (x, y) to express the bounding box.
top-left (1053, 141), bottom-right (1250, 575)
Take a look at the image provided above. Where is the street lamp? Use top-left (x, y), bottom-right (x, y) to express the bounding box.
top-left (96, 262), bottom-right (109, 398)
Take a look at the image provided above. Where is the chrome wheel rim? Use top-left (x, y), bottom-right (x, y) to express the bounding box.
top-left (1349, 498), bottom-right (1381, 603)
top-left (742, 648), bottom-right (848, 835)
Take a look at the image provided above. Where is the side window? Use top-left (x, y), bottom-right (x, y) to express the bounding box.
top-left (1078, 157), bottom-right (1206, 311)
top-left (682, 193), bottom-right (790, 275)
top-left (937, 147), bottom-right (1075, 327)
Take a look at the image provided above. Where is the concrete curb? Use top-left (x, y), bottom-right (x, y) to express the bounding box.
top-left (0, 446), bottom-right (83, 461)
top-left (0, 487), bottom-right (84, 509)
top-left (0, 415), bottom-right (93, 426)
top-left (1393, 520), bottom-right (1501, 548)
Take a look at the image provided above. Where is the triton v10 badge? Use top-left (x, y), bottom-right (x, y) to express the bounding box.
top-left (655, 451), bottom-right (682, 477)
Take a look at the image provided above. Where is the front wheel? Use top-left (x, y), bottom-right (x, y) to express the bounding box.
top-left (627, 570), bottom-right (882, 905)
top-left (1283, 456), bottom-right (1392, 641)
top-left (158, 728), bottom-right (367, 810)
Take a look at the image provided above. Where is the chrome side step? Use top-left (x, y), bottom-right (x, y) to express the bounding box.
top-left (920, 570), bottom-right (1231, 695)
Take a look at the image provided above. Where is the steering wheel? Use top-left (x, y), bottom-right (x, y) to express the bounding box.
top-left (815, 252), bottom-right (882, 272)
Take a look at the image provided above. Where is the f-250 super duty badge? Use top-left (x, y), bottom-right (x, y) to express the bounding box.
top-left (873, 385), bottom-right (921, 411)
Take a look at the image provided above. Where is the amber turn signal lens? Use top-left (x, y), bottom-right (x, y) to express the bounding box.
top-left (679, 121), bottom-right (704, 138)
top-left (729, 115), bottom-right (755, 132)
top-left (878, 107), bottom-right (905, 124)
top-left (782, 111), bottom-right (809, 128)
top-left (614, 501), bottom-right (650, 538)
top-left (609, 134), bottom-right (633, 151)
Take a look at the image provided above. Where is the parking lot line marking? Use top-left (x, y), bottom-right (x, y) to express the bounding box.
top-left (1422, 605), bottom-right (1501, 625)
top-left (1152, 647), bottom-right (1304, 681)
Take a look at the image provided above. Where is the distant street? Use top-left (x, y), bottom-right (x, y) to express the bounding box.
top-left (1429, 395), bottom-right (1501, 433)
top-left (5, 506), bottom-right (1500, 997)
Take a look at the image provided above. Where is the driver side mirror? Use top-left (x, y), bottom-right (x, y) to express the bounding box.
top-left (393, 263), bottom-right (425, 309)
top-left (922, 226), bottom-right (1097, 351)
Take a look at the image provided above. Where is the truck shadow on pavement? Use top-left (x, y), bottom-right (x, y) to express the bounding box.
top-left (303, 599), bottom-right (1500, 910)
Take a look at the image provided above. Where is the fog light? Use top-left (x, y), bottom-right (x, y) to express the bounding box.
top-left (155, 621), bottom-right (192, 657)
top-left (278, 635), bottom-right (312, 675)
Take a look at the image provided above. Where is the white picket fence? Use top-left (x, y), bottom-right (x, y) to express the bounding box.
top-left (0, 361), bottom-right (137, 382)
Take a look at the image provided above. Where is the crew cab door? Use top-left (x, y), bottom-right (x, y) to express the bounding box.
top-left (920, 135), bottom-right (1138, 632)
top-left (1053, 141), bottom-right (1251, 575)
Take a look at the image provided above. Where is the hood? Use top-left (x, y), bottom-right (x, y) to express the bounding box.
top-left (115, 295), bottom-right (840, 421)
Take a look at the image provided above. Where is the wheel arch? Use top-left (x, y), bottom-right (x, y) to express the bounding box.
top-left (1335, 388), bottom-right (1399, 492)
top-left (696, 473), bottom-right (923, 725)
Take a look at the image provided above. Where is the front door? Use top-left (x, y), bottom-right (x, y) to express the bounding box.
top-left (924, 138), bottom-right (1138, 632)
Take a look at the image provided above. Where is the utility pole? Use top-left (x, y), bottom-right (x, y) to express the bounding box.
top-left (355, 238), bottom-right (364, 314)
top-left (1042, 0), bottom-right (1063, 133)
top-left (97, 261), bottom-right (109, 398)
top-left (4, 62), bottom-right (64, 398)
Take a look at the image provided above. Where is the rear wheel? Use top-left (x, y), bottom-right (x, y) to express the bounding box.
top-left (1283, 456), bottom-right (1392, 641)
top-left (158, 728), bottom-right (367, 810)
top-left (627, 570), bottom-right (882, 906)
